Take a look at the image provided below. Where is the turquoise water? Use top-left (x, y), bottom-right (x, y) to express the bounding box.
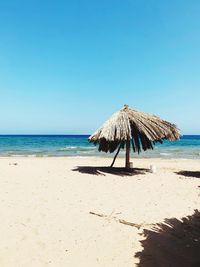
top-left (0, 135), bottom-right (199, 159)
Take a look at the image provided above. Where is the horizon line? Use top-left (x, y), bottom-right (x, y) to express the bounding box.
top-left (0, 134), bottom-right (199, 136)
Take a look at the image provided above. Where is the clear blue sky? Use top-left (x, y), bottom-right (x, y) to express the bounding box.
top-left (0, 0), bottom-right (199, 134)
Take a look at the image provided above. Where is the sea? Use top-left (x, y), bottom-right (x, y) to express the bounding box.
top-left (0, 135), bottom-right (199, 159)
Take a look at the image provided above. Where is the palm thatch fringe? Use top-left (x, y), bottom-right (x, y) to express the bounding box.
top-left (89, 105), bottom-right (180, 156)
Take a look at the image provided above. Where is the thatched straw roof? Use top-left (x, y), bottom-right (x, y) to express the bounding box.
top-left (89, 105), bottom-right (180, 153)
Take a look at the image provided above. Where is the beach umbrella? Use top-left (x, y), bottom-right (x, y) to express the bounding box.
top-left (89, 105), bottom-right (180, 168)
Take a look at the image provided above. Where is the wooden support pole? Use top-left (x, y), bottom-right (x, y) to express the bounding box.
top-left (110, 145), bottom-right (121, 167)
top-left (125, 140), bottom-right (130, 169)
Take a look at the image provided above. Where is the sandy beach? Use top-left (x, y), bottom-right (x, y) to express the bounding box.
top-left (0, 156), bottom-right (199, 267)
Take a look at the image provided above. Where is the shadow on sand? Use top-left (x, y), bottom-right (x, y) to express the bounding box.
top-left (176, 171), bottom-right (200, 179)
top-left (72, 166), bottom-right (149, 176)
top-left (135, 210), bottom-right (200, 267)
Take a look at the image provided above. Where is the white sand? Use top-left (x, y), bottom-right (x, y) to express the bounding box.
top-left (0, 157), bottom-right (199, 267)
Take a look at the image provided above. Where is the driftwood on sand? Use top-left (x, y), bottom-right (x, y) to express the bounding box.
top-left (89, 211), bottom-right (151, 229)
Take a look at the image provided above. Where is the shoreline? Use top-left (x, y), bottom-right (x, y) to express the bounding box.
top-left (0, 155), bottom-right (200, 163)
top-left (0, 154), bottom-right (200, 161)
